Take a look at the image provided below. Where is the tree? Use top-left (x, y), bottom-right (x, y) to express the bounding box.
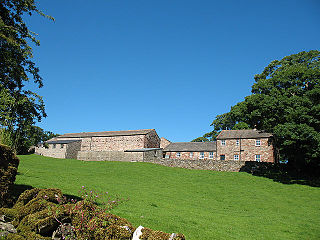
top-left (0, 0), bottom-right (53, 153)
top-left (199, 50), bottom-right (320, 170)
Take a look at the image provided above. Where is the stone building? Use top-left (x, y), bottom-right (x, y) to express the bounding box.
top-left (35, 129), bottom-right (160, 161)
top-left (36, 128), bottom-right (275, 163)
top-left (163, 142), bottom-right (216, 160)
top-left (163, 129), bottom-right (275, 162)
top-left (216, 129), bottom-right (274, 162)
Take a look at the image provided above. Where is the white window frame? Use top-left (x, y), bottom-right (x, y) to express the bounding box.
top-left (234, 154), bottom-right (239, 161)
top-left (209, 152), bottom-right (214, 159)
top-left (165, 154), bottom-right (170, 159)
top-left (176, 152), bottom-right (181, 158)
top-left (199, 152), bottom-right (204, 159)
top-left (236, 139), bottom-right (240, 146)
top-left (256, 139), bottom-right (261, 146)
top-left (255, 154), bottom-right (261, 162)
top-left (221, 140), bottom-right (226, 146)
top-left (189, 152), bottom-right (193, 158)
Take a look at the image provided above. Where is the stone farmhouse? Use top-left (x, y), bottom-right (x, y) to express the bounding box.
top-left (162, 129), bottom-right (274, 162)
top-left (36, 128), bottom-right (275, 163)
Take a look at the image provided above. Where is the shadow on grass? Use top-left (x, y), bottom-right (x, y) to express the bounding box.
top-left (240, 162), bottom-right (320, 187)
top-left (11, 184), bottom-right (33, 204)
top-left (11, 184), bottom-right (83, 206)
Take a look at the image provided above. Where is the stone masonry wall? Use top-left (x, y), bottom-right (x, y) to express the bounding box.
top-left (144, 130), bottom-right (160, 148)
top-left (165, 151), bottom-right (216, 161)
top-left (216, 138), bottom-right (274, 162)
top-left (143, 158), bottom-right (273, 172)
top-left (80, 135), bottom-right (146, 151)
top-left (77, 151), bottom-right (144, 162)
top-left (65, 141), bottom-right (82, 159)
top-left (160, 137), bottom-right (171, 149)
top-left (35, 144), bottom-right (66, 159)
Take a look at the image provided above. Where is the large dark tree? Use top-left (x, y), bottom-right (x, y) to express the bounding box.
top-left (196, 50), bottom-right (320, 170)
top-left (0, 0), bottom-right (53, 153)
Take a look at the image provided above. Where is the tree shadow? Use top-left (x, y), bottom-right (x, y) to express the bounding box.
top-left (239, 162), bottom-right (320, 187)
top-left (10, 184), bottom-right (34, 204)
top-left (10, 184), bottom-right (83, 206)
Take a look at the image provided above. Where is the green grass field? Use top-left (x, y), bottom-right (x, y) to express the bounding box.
top-left (14, 155), bottom-right (320, 239)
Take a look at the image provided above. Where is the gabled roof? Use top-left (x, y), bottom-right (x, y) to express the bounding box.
top-left (217, 129), bottom-right (273, 139)
top-left (56, 129), bottom-right (155, 138)
top-left (46, 140), bottom-right (81, 144)
top-left (163, 142), bottom-right (216, 152)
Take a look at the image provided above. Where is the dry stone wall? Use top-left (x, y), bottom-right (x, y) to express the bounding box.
top-left (143, 158), bottom-right (273, 172)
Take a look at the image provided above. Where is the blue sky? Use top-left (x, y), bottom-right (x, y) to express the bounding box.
top-left (25, 0), bottom-right (320, 142)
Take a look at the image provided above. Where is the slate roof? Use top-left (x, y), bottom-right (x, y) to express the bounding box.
top-left (217, 129), bottom-right (273, 139)
top-left (125, 148), bottom-right (162, 152)
top-left (46, 140), bottom-right (81, 144)
top-left (55, 129), bottom-right (155, 138)
top-left (163, 142), bottom-right (216, 152)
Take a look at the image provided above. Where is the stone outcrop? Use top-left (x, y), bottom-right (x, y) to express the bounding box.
top-left (0, 188), bottom-right (185, 240)
top-left (0, 144), bottom-right (19, 208)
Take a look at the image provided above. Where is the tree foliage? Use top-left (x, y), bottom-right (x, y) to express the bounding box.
top-left (0, 0), bottom-right (53, 153)
top-left (197, 50), bottom-right (320, 170)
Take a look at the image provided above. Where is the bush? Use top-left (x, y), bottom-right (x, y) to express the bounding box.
top-left (0, 144), bottom-right (19, 208)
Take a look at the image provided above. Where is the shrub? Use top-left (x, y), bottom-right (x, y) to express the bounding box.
top-left (0, 144), bottom-right (19, 207)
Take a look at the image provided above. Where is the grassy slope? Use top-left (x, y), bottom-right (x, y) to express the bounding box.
top-left (15, 155), bottom-right (320, 240)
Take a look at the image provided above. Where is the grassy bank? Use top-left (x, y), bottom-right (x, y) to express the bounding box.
top-left (15, 155), bottom-right (320, 239)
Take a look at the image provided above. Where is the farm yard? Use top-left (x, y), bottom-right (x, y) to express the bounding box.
top-left (14, 155), bottom-right (320, 240)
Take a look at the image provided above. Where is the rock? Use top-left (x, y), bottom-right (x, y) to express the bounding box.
top-left (132, 225), bottom-right (144, 240)
top-left (52, 223), bottom-right (75, 240)
top-left (169, 233), bottom-right (177, 240)
top-left (0, 221), bottom-right (17, 233)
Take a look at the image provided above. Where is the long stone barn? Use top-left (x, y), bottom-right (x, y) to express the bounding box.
top-left (35, 129), bottom-right (162, 162)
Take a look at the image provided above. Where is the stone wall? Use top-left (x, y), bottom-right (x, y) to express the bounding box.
top-left (35, 144), bottom-right (67, 159)
top-left (65, 141), bottom-right (82, 159)
top-left (216, 138), bottom-right (274, 162)
top-left (77, 151), bottom-right (144, 162)
top-left (144, 130), bottom-right (160, 148)
top-left (160, 137), bottom-right (171, 149)
top-left (143, 158), bottom-right (273, 172)
top-left (164, 151), bottom-right (216, 161)
top-left (80, 135), bottom-right (146, 151)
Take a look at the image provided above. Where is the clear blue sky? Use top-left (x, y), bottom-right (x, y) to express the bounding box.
top-left (25, 0), bottom-right (320, 142)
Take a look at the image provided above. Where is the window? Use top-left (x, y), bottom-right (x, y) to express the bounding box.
top-left (165, 154), bottom-right (170, 159)
top-left (189, 152), bottom-right (193, 158)
top-left (220, 155), bottom-right (225, 160)
top-left (234, 154), bottom-right (239, 161)
top-left (209, 152), bottom-right (214, 159)
top-left (236, 139), bottom-right (240, 146)
top-left (199, 152), bottom-right (204, 159)
top-left (256, 139), bottom-right (261, 146)
top-left (221, 140), bottom-right (226, 146)
top-left (60, 144), bottom-right (64, 149)
top-left (176, 152), bottom-right (181, 158)
top-left (53, 144), bottom-right (56, 149)
top-left (255, 154), bottom-right (261, 162)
